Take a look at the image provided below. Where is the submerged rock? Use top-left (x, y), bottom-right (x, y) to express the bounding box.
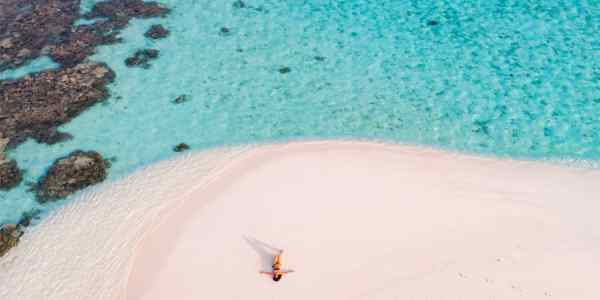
top-left (144, 24), bottom-right (170, 39)
top-left (232, 0), bottom-right (246, 9)
top-left (219, 27), bottom-right (232, 36)
top-left (171, 94), bottom-right (190, 104)
top-left (0, 208), bottom-right (40, 257)
top-left (1, 136), bottom-right (23, 190)
top-left (36, 150), bottom-right (109, 202)
top-left (231, 0), bottom-right (266, 13)
top-left (31, 129), bottom-right (74, 145)
top-left (125, 49), bottom-right (159, 68)
top-left (279, 66), bottom-right (291, 74)
top-left (17, 209), bottom-right (41, 228)
top-left (173, 143), bottom-right (190, 152)
top-left (0, 224), bottom-right (23, 257)
top-left (0, 160), bottom-right (23, 190)
top-left (0, 63), bottom-right (115, 146)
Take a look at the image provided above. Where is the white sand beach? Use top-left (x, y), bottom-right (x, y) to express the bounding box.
top-left (2, 141), bottom-right (600, 299)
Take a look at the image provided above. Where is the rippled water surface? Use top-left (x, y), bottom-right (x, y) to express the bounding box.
top-left (1, 0), bottom-right (599, 223)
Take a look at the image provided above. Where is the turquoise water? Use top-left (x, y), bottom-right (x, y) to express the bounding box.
top-left (1, 0), bottom-right (599, 224)
top-left (0, 56), bottom-right (58, 80)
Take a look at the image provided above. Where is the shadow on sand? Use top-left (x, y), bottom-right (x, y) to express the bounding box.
top-left (243, 236), bottom-right (281, 271)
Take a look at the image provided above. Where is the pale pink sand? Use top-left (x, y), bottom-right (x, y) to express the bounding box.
top-left (1, 141), bottom-right (599, 299)
top-left (126, 142), bottom-right (600, 300)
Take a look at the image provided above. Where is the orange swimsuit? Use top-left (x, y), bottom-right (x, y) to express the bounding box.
top-left (272, 254), bottom-right (282, 271)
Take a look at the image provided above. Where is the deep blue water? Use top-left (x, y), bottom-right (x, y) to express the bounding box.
top-left (1, 0), bottom-right (599, 224)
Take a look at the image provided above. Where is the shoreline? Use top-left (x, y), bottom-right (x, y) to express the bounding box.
top-left (2, 141), bottom-right (600, 299)
top-left (0, 145), bottom-right (250, 299)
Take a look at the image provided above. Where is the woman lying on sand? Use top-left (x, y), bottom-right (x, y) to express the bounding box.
top-left (260, 249), bottom-right (294, 282)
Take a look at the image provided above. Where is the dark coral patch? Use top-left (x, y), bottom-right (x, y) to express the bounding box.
top-left (0, 224), bottom-right (23, 257)
top-left (36, 150), bottom-right (109, 202)
top-left (219, 27), bottom-right (232, 36)
top-left (0, 0), bottom-right (80, 71)
top-left (279, 66), bottom-right (291, 74)
top-left (172, 94), bottom-right (191, 104)
top-left (48, 24), bottom-right (122, 67)
top-left (125, 49), bottom-right (160, 68)
top-left (173, 143), bottom-right (190, 152)
top-left (0, 63), bottom-right (115, 147)
top-left (232, 0), bottom-right (246, 9)
top-left (84, 0), bottom-right (170, 23)
top-left (0, 160), bottom-right (22, 190)
top-left (17, 209), bottom-right (41, 228)
top-left (31, 130), bottom-right (73, 146)
top-left (145, 24), bottom-right (170, 39)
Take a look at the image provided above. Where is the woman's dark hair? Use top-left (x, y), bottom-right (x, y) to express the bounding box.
top-left (273, 274), bottom-right (282, 282)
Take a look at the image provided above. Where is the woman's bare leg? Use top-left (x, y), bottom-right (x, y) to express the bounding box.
top-left (271, 249), bottom-right (284, 270)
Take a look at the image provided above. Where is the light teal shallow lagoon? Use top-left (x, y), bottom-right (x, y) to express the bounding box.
top-left (1, 0), bottom-right (599, 224)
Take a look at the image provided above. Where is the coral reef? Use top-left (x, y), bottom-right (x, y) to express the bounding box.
top-left (0, 224), bottom-right (23, 257)
top-left (0, 64), bottom-right (115, 146)
top-left (145, 24), bottom-right (170, 39)
top-left (124, 49), bottom-right (160, 68)
top-left (36, 150), bottom-right (109, 202)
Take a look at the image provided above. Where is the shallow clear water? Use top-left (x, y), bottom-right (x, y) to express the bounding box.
top-left (0, 56), bottom-right (58, 80)
top-left (1, 0), bottom-right (599, 224)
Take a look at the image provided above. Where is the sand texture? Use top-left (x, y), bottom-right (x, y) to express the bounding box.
top-left (2, 142), bottom-right (600, 299)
